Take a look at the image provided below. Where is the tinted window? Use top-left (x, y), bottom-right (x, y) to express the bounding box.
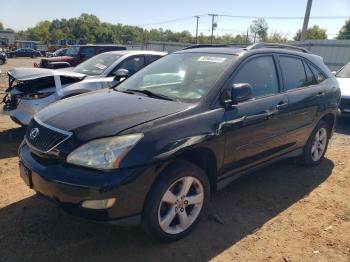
top-left (148, 55), bottom-right (161, 64)
top-left (279, 56), bottom-right (307, 90)
top-left (309, 63), bottom-right (326, 83)
top-left (80, 47), bottom-right (96, 58)
top-left (233, 55), bottom-right (279, 98)
top-left (117, 56), bottom-right (146, 75)
top-left (303, 62), bottom-right (316, 85)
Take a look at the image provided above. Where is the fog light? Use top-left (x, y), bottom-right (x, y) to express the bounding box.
top-left (81, 198), bottom-right (116, 210)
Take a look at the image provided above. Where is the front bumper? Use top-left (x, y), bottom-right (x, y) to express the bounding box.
top-left (19, 143), bottom-right (160, 224)
top-left (2, 93), bottom-right (58, 126)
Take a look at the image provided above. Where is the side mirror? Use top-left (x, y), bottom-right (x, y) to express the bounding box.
top-left (114, 68), bottom-right (130, 81)
top-left (230, 83), bottom-right (253, 104)
top-left (331, 71), bottom-right (337, 76)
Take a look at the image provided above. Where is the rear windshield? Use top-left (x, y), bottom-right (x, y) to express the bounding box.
top-left (336, 63), bottom-right (350, 78)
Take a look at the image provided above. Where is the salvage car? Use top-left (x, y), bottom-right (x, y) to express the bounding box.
top-left (334, 62), bottom-right (350, 116)
top-left (6, 48), bottom-right (41, 58)
top-left (2, 50), bottom-right (166, 125)
top-left (18, 43), bottom-right (339, 241)
top-left (38, 44), bottom-right (126, 68)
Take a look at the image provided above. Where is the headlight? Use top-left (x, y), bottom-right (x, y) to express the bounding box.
top-left (66, 134), bottom-right (143, 170)
top-left (21, 92), bottom-right (54, 100)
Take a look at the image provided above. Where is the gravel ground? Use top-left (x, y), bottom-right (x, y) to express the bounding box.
top-left (0, 58), bottom-right (349, 262)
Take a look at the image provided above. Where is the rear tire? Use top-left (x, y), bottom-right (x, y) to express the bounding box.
top-left (142, 160), bottom-right (210, 242)
top-left (300, 120), bottom-right (330, 167)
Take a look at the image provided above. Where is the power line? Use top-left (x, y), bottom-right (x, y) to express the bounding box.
top-left (140, 14), bottom-right (207, 26)
top-left (220, 14), bottom-right (349, 20)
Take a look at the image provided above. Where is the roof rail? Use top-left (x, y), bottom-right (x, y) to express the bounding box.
top-left (183, 43), bottom-right (249, 50)
top-left (246, 43), bottom-right (309, 53)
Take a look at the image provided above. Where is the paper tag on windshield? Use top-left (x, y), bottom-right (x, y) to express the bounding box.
top-left (198, 56), bottom-right (226, 63)
top-left (95, 63), bottom-right (107, 70)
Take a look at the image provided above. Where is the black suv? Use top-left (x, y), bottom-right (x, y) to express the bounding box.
top-left (19, 43), bottom-right (340, 241)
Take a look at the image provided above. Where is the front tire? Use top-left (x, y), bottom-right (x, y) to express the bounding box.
top-left (300, 120), bottom-right (330, 167)
top-left (142, 160), bottom-right (210, 242)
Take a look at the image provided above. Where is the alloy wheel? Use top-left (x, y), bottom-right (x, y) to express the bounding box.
top-left (311, 127), bottom-right (327, 162)
top-left (158, 176), bottom-right (204, 234)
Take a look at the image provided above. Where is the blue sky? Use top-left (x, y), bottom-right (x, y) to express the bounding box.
top-left (0, 0), bottom-right (349, 39)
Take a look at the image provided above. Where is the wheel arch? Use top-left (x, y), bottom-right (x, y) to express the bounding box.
top-left (320, 113), bottom-right (336, 136)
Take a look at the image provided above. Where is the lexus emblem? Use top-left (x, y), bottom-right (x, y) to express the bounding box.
top-left (29, 128), bottom-right (39, 140)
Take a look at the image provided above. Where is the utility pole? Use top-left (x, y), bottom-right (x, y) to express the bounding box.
top-left (209, 14), bottom-right (218, 44)
top-left (301, 0), bottom-right (313, 41)
top-left (195, 16), bottom-right (200, 44)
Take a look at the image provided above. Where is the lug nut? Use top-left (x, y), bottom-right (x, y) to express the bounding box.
top-left (184, 200), bottom-right (188, 205)
top-left (180, 208), bottom-right (184, 212)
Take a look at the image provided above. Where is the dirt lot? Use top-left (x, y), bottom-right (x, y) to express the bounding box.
top-left (0, 58), bottom-right (350, 262)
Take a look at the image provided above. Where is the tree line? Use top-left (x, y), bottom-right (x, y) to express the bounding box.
top-left (1, 14), bottom-right (350, 45)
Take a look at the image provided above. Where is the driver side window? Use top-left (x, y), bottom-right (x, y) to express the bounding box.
top-left (115, 56), bottom-right (146, 75)
top-left (232, 55), bottom-right (279, 98)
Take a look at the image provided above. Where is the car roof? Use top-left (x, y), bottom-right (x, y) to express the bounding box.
top-left (101, 50), bottom-right (167, 56)
top-left (175, 47), bottom-right (243, 55)
top-left (175, 45), bottom-right (322, 64)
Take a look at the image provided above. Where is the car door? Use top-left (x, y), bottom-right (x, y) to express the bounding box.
top-left (221, 54), bottom-right (290, 177)
top-left (277, 55), bottom-right (327, 148)
top-left (18, 48), bottom-right (25, 57)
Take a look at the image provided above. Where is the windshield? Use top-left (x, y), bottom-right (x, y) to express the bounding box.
top-left (336, 63), bottom-right (350, 78)
top-left (66, 46), bottom-right (80, 57)
top-left (116, 53), bottom-right (236, 102)
top-left (73, 53), bottom-right (121, 76)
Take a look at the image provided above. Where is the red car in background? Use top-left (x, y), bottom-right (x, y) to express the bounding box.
top-left (37, 44), bottom-right (126, 69)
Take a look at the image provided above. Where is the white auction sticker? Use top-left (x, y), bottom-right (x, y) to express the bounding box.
top-left (95, 63), bottom-right (107, 70)
top-left (198, 56), bottom-right (226, 63)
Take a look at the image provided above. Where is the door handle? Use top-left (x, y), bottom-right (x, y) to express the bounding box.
top-left (244, 108), bottom-right (278, 122)
top-left (316, 92), bottom-right (325, 97)
top-left (276, 102), bottom-right (288, 110)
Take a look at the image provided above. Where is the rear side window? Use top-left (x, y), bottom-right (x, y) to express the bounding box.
top-left (233, 55), bottom-right (279, 98)
top-left (309, 63), bottom-right (326, 83)
top-left (303, 62), bottom-right (315, 85)
top-left (279, 56), bottom-right (307, 91)
top-left (80, 47), bottom-right (96, 58)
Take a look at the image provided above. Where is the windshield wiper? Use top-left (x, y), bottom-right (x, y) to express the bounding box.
top-left (121, 89), bottom-right (175, 101)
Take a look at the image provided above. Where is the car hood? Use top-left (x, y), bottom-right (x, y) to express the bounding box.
top-left (36, 89), bottom-right (193, 140)
top-left (8, 67), bottom-right (86, 81)
top-left (337, 77), bottom-right (350, 97)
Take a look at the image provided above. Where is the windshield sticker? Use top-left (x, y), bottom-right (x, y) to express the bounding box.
top-left (198, 56), bottom-right (226, 63)
top-left (95, 63), bottom-right (107, 70)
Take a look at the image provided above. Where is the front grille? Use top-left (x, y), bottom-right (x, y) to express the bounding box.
top-left (340, 98), bottom-right (350, 110)
top-left (25, 119), bottom-right (71, 152)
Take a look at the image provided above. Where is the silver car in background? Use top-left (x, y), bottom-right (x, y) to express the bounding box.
top-left (334, 62), bottom-right (350, 117)
top-left (2, 50), bottom-right (166, 125)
